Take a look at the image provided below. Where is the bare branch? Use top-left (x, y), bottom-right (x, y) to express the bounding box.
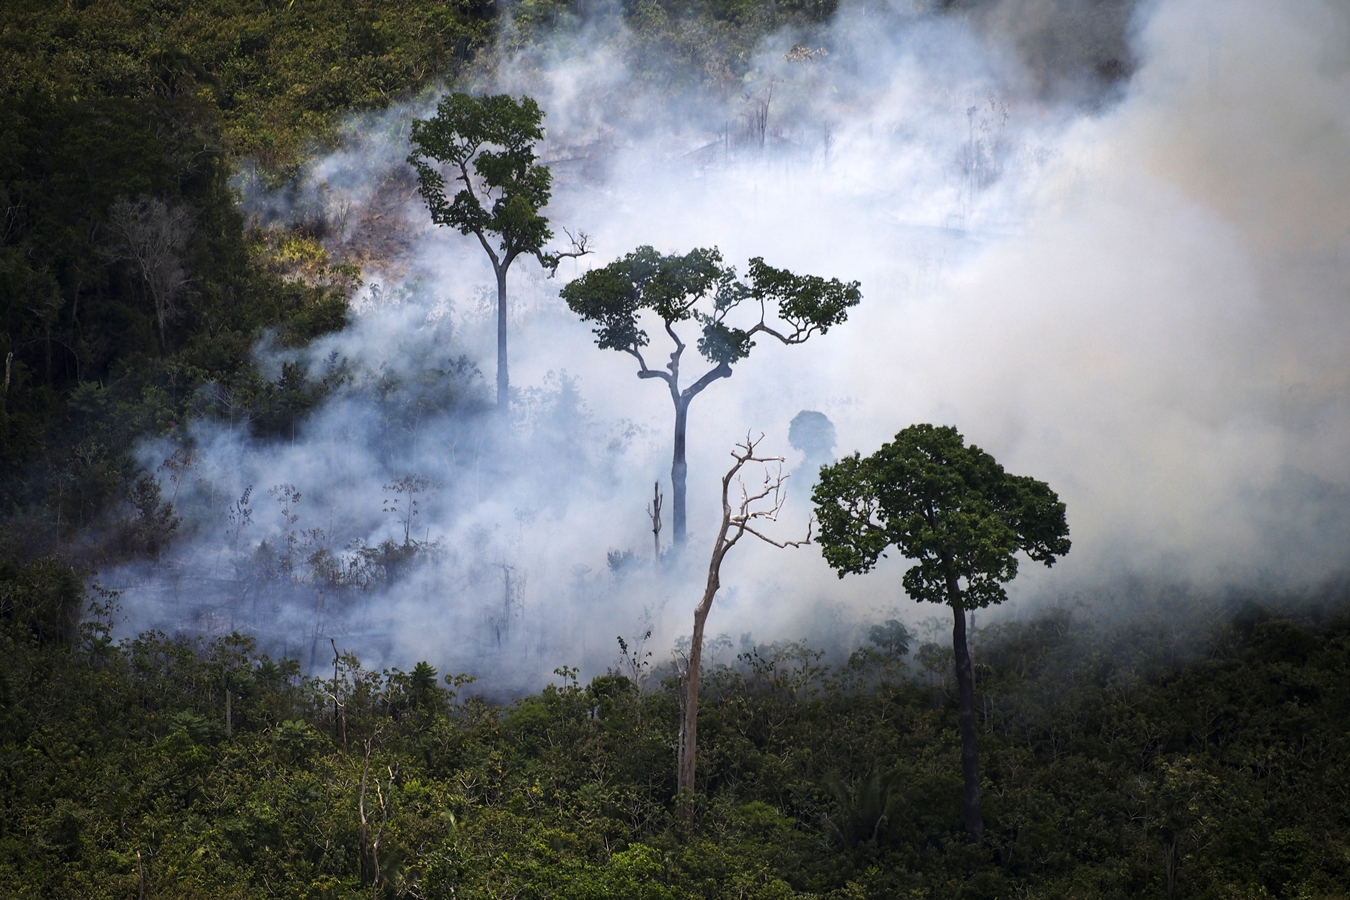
top-left (104, 195), bottom-right (193, 351)
top-left (742, 517), bottom-right (814, 549)
top-left (724, 434), bottom-right (811, 548)
top-left (737, 466), bottom-right (785, 511)
top-left (538, 228), bottom-right (592, 276)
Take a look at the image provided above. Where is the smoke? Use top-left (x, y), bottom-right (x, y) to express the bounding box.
top-left (104, 0), bottom-right (1350, 687)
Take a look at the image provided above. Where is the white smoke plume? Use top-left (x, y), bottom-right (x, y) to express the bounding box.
top-left (105, 0), bottom-right (1350, 688)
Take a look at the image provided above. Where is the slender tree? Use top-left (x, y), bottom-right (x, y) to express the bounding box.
top-left (812, 424), bottom-right (1070, 838)
top-left (646, 481), bottom-right (663, 569)
top-left (561, 246), bottom-right (859, 547)
top-left (678, 434), bottom-right (810, 818)
top-left (104, 195), bottom-right (192, 353)
top-left (407, 93), bottom-right (587, 409)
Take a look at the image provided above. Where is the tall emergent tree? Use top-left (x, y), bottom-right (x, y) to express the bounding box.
top-left (812, 424), bottom-right (1070, 838)
top-left (560, 246), bottom-right (859, 547)
top-left (408, 93), bottom-right (587, 409)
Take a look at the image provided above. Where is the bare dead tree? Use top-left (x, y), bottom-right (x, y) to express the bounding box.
top-left (358, 734), bottom-right (373, 885)
top-left (646, 481), bottom-right (663, 569)
top-left (743, 79), bottom-right (776, 149)
top-left (382, 473), bottom-right (441, 546)
top-left (370, 765), bottom-right (394, 899)
top-left (358, 730), bottom-right (395, 895)
top-left (104, 196), bottom-right (193, 353)
top-left (329, 639), bottom-right (347, 751)
top-left (677, 434), bottom-right (812, 818)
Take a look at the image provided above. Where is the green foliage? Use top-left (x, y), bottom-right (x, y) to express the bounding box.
top-left (0, 557), bottom-right (84, 647)
top-left (0, 0), bottom-right (491, 173)
top-left (0, 0), bottom-right (498, 561)
top-left (564, 246), bottom-right (722, 352)
top-left (812, 424), bottom-right (1071, 609)
top-left (821, 762), bottom-right (907, 848)
top-left (866, 619), bottom-right (912, 657)
top-left (615, 0), bottom-right (840, 94)
top-left (408, 93), bottom-right (554, 263)
top-left (0, 85), bottom-right (355, 550)
top-left (561, 245), bottom-right (860, 369)
top-left (1, 595), bottom-right (1349, 897)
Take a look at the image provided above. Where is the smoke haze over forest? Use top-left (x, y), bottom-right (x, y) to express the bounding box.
top-left (106, 0), bottom-right (1350, 688)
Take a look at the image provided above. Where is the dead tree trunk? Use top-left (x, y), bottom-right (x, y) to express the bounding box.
top-left (647, 482), bottom-right (663, 569)
top-left (358, 736), bottom-right (394, 894)
top-left (359, 738), bottom-right (372, 886)
top-left (677, 434), bottom-right (811, 820)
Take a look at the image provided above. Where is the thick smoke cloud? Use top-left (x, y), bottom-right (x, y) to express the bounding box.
top-left (106, 0), bottom-right (1350, 688)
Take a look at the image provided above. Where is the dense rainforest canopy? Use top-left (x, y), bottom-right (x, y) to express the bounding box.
top-left (4, 567), bottom-right (1349, 898)
top-left (2, 0), bottom-right (1346, 898)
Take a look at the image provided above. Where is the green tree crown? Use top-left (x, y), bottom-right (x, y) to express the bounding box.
top-left (812, 424), bottom-right (1070, 609)
top-left (407, 93), bottom-right (554, 264)
top-left (560, 245), bottom-right (860, 368)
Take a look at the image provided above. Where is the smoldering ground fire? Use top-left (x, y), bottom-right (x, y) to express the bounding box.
top-left (104, 0), bottom-right (1350, 689)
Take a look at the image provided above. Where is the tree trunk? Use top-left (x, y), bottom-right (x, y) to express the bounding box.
top-left (1165, 833), bottom-right (1178, 900)
top-left (495, 266), bottom-right (509, 410)
top-left (649, 481), bottom-right (662, 568)
top-left (679, 571), bottom-right (718, 819)
top-left (358, 741), bottom-right (372, 886)
top-left (949, 585), bottom-right (984, 838)
top-left (671, 398), bottom-right (689, 546)
top-left (155, 295), bottom-right (168, 356)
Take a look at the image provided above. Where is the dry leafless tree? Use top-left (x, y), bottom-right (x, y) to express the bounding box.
top-left (104, 195), bottom-right (192, 352)
top-left (646, 481), bottom-right (663, 570)
top-left (677, 433), bottom-right (811, 817)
